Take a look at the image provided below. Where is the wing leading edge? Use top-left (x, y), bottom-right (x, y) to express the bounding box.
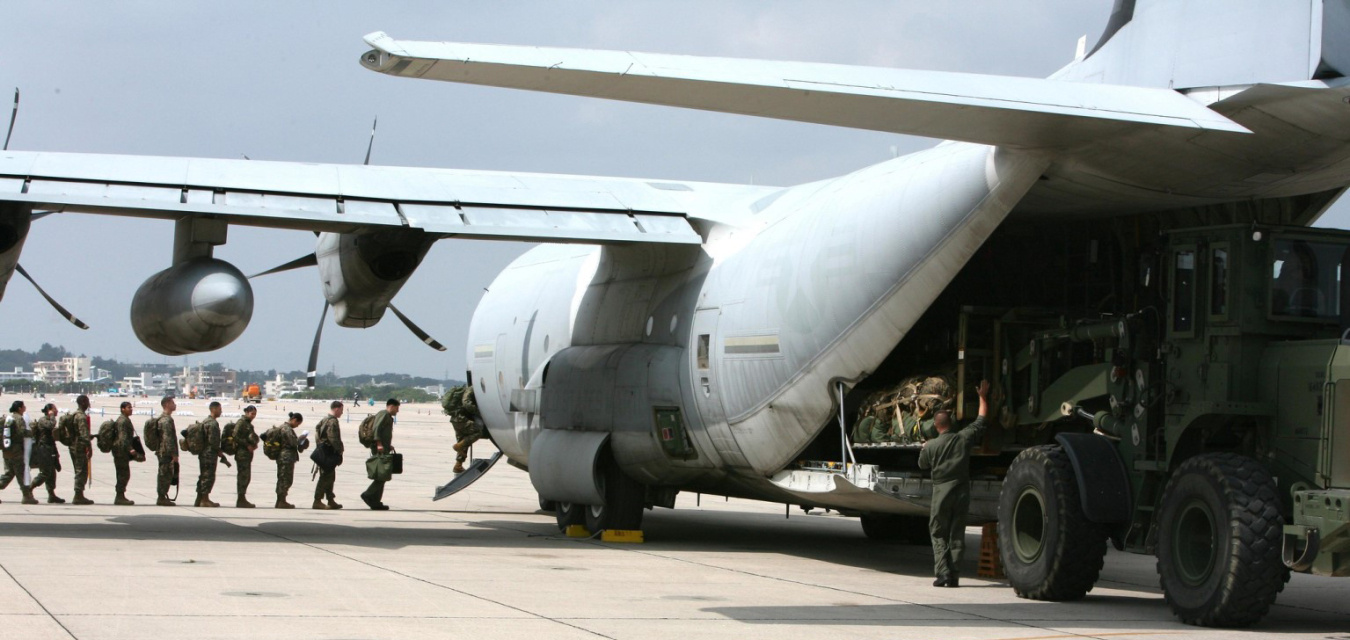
top-left (360, 32), bottom-right (1249, 150)
top-left (0, 151), bottom-right (781, 244)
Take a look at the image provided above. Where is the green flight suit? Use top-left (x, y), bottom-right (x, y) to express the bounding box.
top-left (66, 410), bottom-right (93, 498)
top-left (197, 416), bottom-right (221, 495)
top-left (111, 416), bottom-right (137, 497)
top-left (362, 410), bottom-right (394, 505)
top-left (29, 415), bottom-right (60, 497)
top-left (313, 416), bottom-right (343, 502)
top-left (917, 415), bottom-right (987, 580)
top-left (232, 416), bottom-right (259, 498)
top-left (152, 412), bottom-right (179, 500)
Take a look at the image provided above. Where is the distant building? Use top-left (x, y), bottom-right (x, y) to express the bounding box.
top-left (263, 373), bottom-right (306, 397)
top-left (176, 366), bottom-right (239, 398)
top-left (0, 367), bottom-right (36, 382)
top-left (31, 356), bottom-right (94, 385)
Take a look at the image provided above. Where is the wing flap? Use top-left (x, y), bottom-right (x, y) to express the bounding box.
top-left (361, 32), bottom-right (1250, 149)
top-left (0, 150), bottom-right (748, 245)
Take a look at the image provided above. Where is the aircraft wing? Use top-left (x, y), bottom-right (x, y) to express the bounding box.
top-left (360, 32), bottom-right (1249, 149)
top-left (0, 150), bottom-right (769, 244)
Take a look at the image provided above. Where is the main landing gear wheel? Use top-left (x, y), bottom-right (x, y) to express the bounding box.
top-left (999, 445), bottom-right (1107, 601)
top-left (1156, 453), bottom-right (1285, 627)
top-left (584, 457), bottom-right (646, 533)
top-left (860, 514), bottom-right (931, 545)
top-left (555, 501), bottom-right (586, 531)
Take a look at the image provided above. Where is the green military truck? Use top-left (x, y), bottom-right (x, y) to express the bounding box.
top-left (985, 223), bottom-right (1348, 627)
top-left (841, 222), bottom-right (1348, 628)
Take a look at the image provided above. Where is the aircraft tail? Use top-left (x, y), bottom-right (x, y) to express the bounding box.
top-left (1060, 0), bottom-right (1350, 89)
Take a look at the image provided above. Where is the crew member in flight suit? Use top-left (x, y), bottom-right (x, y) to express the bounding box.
top-left (918, 379), bottom-right (989, 588)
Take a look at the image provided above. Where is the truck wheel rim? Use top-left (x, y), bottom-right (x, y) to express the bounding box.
top-left (1012, 486), bottom-right (1046, 563)
top-left (1173, 499), bottom-right (1217, 586)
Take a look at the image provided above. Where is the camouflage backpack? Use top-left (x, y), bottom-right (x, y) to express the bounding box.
top-left (260, 425), bottom-right (284, 461)
top-left (221, 421), bottom-right (237, 453)
top-left (95, 420), bottom-right (118, 453)
top-left (55, 412), bottom-right (79, 446)
top-left (179, 421), bottom-right (206, 456)
top-left (357, 413), bottom-right (378, 448)
top-left (142, 416), bottom-right (163, 452)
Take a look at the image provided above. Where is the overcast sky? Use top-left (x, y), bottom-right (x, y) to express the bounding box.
top-left (2, 1), bottom-right (1347, 380)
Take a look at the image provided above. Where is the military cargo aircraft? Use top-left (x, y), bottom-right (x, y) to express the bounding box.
top-left (2, 0), bottom-right (1350, 627)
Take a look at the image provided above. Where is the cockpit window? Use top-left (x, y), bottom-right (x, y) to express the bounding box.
top-left (1271, 238), bottom-right (1344, 320)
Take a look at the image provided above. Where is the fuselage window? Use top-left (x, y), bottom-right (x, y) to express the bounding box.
top-left (697, 334), bottom-right (710, 369)
top-left (1172, 250), bottom-right (1196, 334)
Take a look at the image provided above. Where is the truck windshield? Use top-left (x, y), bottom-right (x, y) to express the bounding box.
top-left (1270, 238), bottom-right (1344, 320)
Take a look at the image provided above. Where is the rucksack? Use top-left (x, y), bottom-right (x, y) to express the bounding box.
top-left (96, 420), bottom-right (118, 453)
top-left (221, 421), bottom-right (237, 453)
top-left (260, 425), bottom-right (284, 461)
top-left (357, 413), bottom-right (378, 448)
top-left (142, 417), bottom-right (163, 452)
top-left (180, 421), bottom-right (206, 455)
top-left (55, 412), bottom-right (79, 446)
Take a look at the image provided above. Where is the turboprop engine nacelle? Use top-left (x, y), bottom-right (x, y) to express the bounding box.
top-left (0, 204), bottom-right (31, 301)
top-left (130, 257), bottom-right (254, 355)
top-left (317, 228), bottom-right (433, 328)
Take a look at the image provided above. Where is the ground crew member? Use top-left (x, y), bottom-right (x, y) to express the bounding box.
top-left (313, 401), bottom-right (344, 510)
top-left (918, 379), bottom-right (989, 588)
top-left (233, 405), bottom-right (260, 508)
top-left (448, 386), bottom-right (482, 474)
top-left (67, 395), bottom-right (94, 505)
top-left (273, 412), bottom-right (304, 509)
top-left (152, 396), bottom-right (180, 506)
top-left (112, 401), bottom-right (138, 505)
top-left (360, 398), bottom-right (398, 511)
top-left (194, 401), bottom-right (226, 508)
top-left (1, 400), bottom-right (38, 504)
top-left (29, 403), bottom-right (64, 503)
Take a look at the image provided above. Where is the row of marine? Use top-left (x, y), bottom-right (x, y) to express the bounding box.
top-left (850, 375), bottom-right (956, 446)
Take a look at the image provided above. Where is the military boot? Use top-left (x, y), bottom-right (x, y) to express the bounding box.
top-left (155, 496), bottom-right (176, 507)
top-left (201, 494), bottom-right (219, 508)
top-left (275, 497), bottom-right (295, 509)
top-left (452, 440), bottom-right (467, 453)
top-left (46, 489), bottom-right (66, 504)
top-left (114, 493), bottom-right (135, 506)
top-left (326, 498), bottom-right (343, 510)
top-left (236, 495), bottom-right (255, 509)
top-left (453, 462), bottom-right (466, 474)
top-left (72, 492), bottom-right (94, 505)
top-left (21, 488), bottom-right (39, 505)
top-left (311, 499), bottom-right (328, 510)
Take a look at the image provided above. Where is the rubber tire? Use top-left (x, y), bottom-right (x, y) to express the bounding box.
top-left (584, 458), bottom-right (645, 533)
top-left (1156, 453), bottom-right (1285, 627)
top-left (539, 496), bottom-right (558, 513)
top-left (998, 444), bottom-right (1107, 601)
top-left (555, 501), bottom-right (586, 532)
top-left (861, 514), bottom-right (932, 545)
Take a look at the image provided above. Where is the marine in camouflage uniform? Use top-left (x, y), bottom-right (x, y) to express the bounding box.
top-left (111, 402), bottom-right (138, 505)
top-left (28, 404), bottom-right (64, 503)
top-left (152, 397), bottom-right (180, 506)
top-left (67, 396), bottom-right (95, 505)
top-left (1, 401), bottom-right (39, 505)
top-left (360, 399), bottom-right (398, 510)
top-left (232, 406), bottom-right (260, 508)
top-left (446, 386), bottom-right (482, 474)
top-left (312, 401), bottom-right (345, 510)
top-left (271, 414), bottom-right (303, 509)
top-left (917, 380), bottom-right (990, 588)
top-left (194, 402), bottom-right (224, 508)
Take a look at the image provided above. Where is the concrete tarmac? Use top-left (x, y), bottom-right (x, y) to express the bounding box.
top-left (0, 395), bottom-right (1346, 639)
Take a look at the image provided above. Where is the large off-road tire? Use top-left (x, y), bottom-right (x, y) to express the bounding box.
top-left (1156, 453), bottom-right (1284, 627)
top-left (999, 445), bottom-right (1107, 600)
top-left (584, 456), bottom-right (646, 533)
top-left (555, 501), bottom-right (586, 531)
top-left (860, 514), bottom-right (932, 545)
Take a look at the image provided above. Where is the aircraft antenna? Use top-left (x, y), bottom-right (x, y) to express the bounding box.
top-left (3, 88), bottom-right (18, 151)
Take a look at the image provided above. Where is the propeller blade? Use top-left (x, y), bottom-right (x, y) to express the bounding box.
top-left (3, 88), bottom-right (16, 151)
top-left (248, 252), bottom-right (317, 279)
top-left (388, 303), bottom-right (447, 351)
top-left (29, 210), bottom-right (56, 222)
top-left (363, 117), bottom-right (378, 165)
top-left (14, 263), bottom-right (89, 330)
top-left (306, 302), bottom-right (328, 389)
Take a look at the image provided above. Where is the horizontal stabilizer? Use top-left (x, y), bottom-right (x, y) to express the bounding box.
top-left (361, 32), bottom-right (1249, 149)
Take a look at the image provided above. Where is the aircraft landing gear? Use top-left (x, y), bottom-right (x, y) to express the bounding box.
top-left (584, 456), bottom-right (646, 533)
